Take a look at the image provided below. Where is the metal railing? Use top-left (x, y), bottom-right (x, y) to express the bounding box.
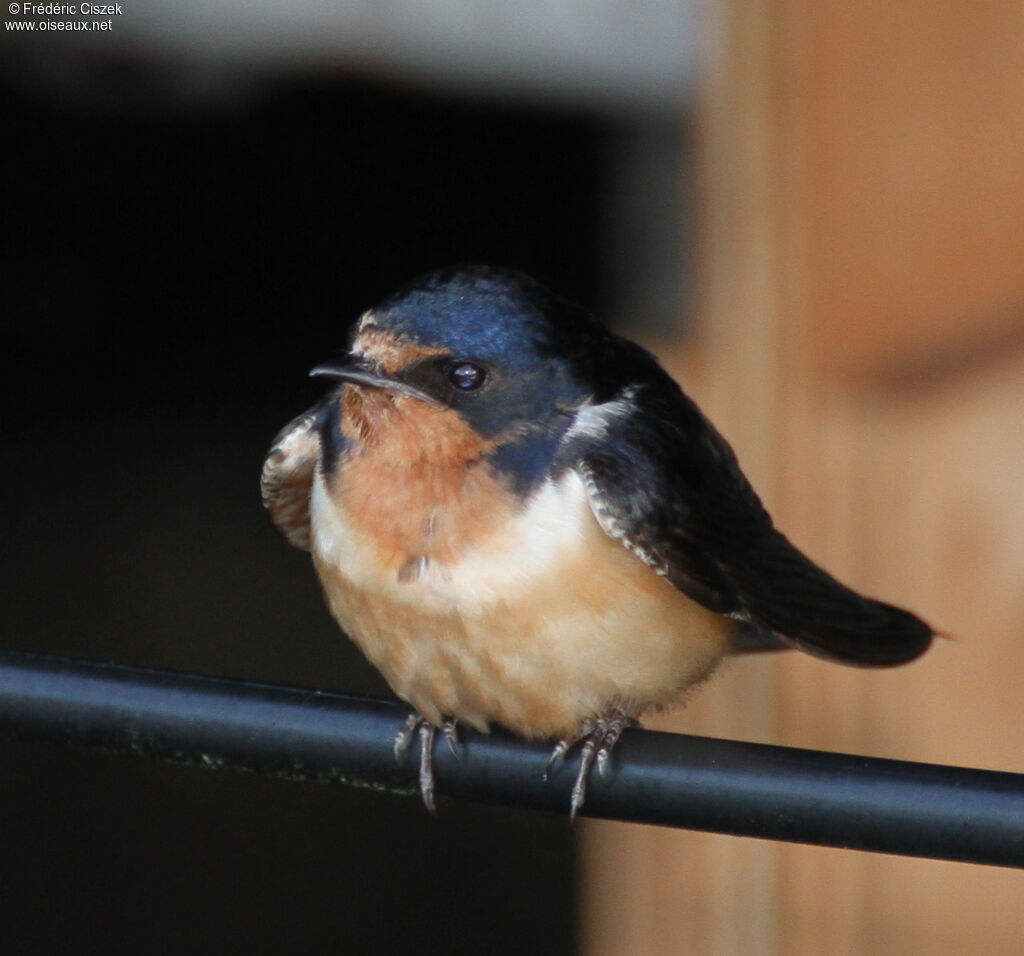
top-left (1, 648), bottom-right (1022, 868)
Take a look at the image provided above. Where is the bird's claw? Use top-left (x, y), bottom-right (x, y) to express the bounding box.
top-left (549, 712), bottom-right (637, 821)
top-left (543, 738), bottom-right (571, 780)
top-left (442, 717), bottom-right (461, 759)
top-left (394, 713), bottom-right (459, 812)
top-left (399, 710), bottom-right (633, 818)
top-left (394, 713), bottom-right (420, 761)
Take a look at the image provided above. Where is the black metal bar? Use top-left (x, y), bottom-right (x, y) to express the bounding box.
top-left (0, 648), bottom-right (1022, 867)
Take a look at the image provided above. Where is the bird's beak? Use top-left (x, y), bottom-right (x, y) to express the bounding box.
top-left (309, 358), bottom-right (442, 407)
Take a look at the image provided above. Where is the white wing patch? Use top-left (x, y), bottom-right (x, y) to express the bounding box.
top-left (578, 461), bottom-right (670, 578)
top-left (561, 389), bottom-right (637, 445)
top-left (261, 407), bottom-right (323, 551)
top-left (565, 389), bottom-right (673, 578)
top-left (355, 309), bottom-right (377, 335)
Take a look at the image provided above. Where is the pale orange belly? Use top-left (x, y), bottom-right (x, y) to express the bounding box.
top-left (310, 470), bottom-right (734, 740)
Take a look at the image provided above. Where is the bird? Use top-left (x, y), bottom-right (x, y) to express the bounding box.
top-left (261, 264), bottom-right (935, 817)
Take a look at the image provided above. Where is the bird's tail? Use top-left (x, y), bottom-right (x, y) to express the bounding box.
top-left (727, 530), bottom-right (935, 667)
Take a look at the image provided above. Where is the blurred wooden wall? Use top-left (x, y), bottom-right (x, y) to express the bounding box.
top-left (581, 3), bottom-right (1024, 953)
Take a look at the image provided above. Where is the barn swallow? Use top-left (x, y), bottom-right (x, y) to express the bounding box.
top-left (261, 265), bottom-right (934, 817)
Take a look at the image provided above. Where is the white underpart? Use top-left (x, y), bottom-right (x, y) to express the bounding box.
top-left (310, 468), bottom-right (594, 616)
top-left (309, 430), bottom-right (732, 736)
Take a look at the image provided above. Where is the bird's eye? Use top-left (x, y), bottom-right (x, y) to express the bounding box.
top-left (447, 362), bottom-right (487, 391)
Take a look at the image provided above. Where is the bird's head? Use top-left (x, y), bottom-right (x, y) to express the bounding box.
top-left (312, 265), bottom-right (605, 443)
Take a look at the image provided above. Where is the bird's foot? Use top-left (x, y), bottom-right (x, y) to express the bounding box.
top-left (394, 713), bottom-right (458, 812)
top-left (546, 711), bottom-right (638, 821)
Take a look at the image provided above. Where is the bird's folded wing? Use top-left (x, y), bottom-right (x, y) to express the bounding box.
top-left (260, 402), bottom-right (328, 552)
top-left (565, 373), bottom-right (933, 666)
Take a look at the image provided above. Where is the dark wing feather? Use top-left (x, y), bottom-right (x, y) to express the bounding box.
top-left (564, 361), bottom-right (933, 667)
top-left (260, 402), bottom-right (328, 551)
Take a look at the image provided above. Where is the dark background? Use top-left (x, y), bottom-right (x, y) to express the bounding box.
top-left (1, 75), bottom-right (610, 953)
